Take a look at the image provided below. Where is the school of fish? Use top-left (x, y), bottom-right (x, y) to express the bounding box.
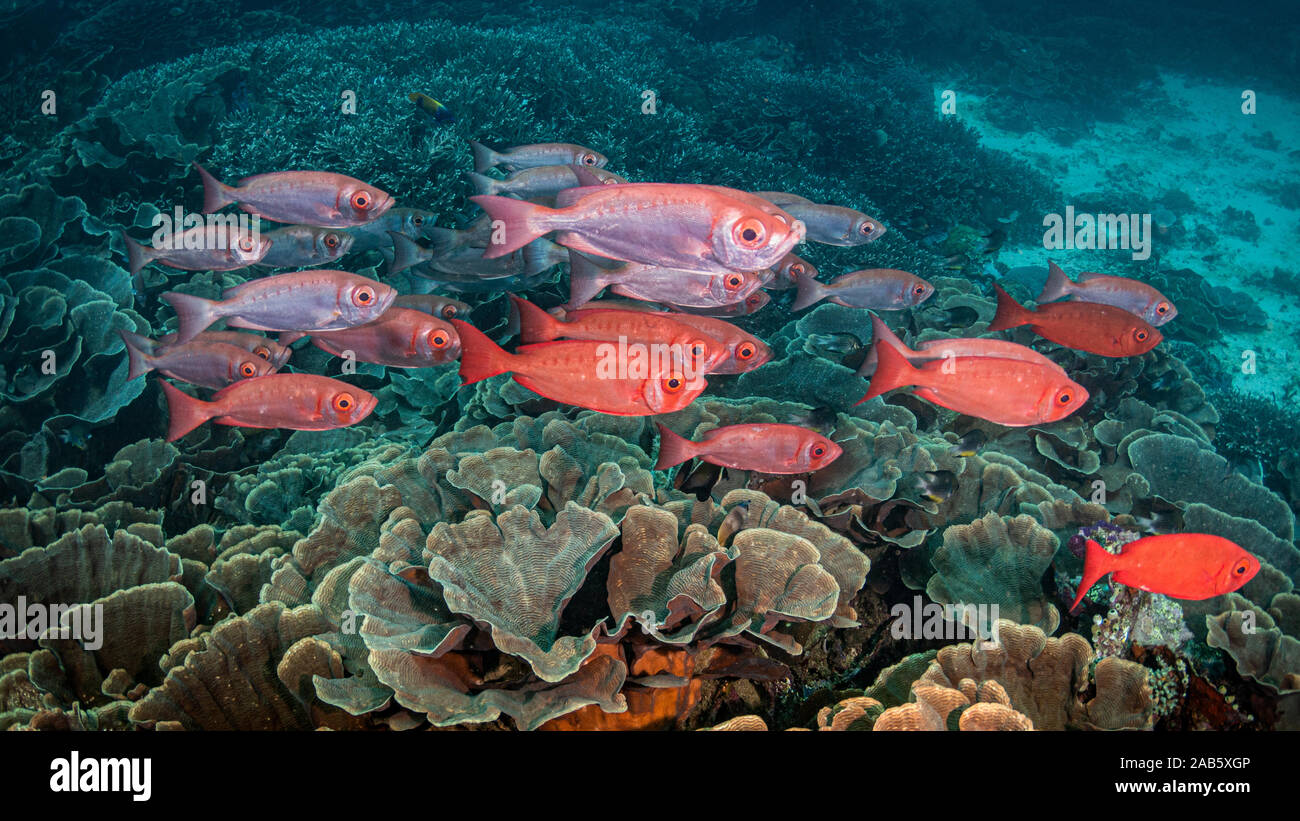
top-left (116, 137), bottom-right (1247, 610)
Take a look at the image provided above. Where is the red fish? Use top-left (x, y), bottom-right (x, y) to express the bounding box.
top-left (510, 295), bottom-right (726, 374)
top-left (655, 313), bottom-right (771, 374)
top-left (120, 331), bottom-right (276, 389)
top-left (160, 374), bottom-right (376, 441)
top-left (193, 163), bottom-right (393, 228)
top-left (1039, 261), bottom-right (1177, 326)
top-left (859, 337), bottom-right (1088, 426)
top-left (452, 319), bottom-right (705, 416)
top-left (471, 183), bottom-right (804, 273)
top-left (161, 270), bottom-right (396, 344)
top-left (654, 422), bottom-right (842, 473)
top-left (1070, 533), bottom-right (1260, 613)
top-left (988, 284), bottom-right (1161, 357)
top-left (859, 314), bottom-right (1066, 378)
top-left (283, 308), bottom-right (461, 367)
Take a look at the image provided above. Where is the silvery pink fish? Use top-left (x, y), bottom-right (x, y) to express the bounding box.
top-left (258, 225), bottom-right (354, 268)
top-left (463, 164), bottom-right (626, 198)
top-left (859, 314), bottom-right (1067, 378)
top-left (654, 422), bottom-right (842, 473)
top-left (161, 270), bottom-right (395, 344)
top-left (768, 252), bottom-right (819, 290)
top-left (392, 293), bottom-right (471, 320)
top-left (667, 290), bottom-right (771, 317)
top-left (567, 252), bottom-right (764, 309)
top-left (193, 163), bottom-right (393, 228)
top-left (389, 231), bottom-right (567, 279)
top-left (1038, 260), bottom-right (1178, 326)
top-left (120, 331), bottom-right (277, 389)
top-left (471, 182), bottom-right (805, 274)
top-left (161, 374), bottom-right (376, 441)
top-left (470, 140), bottom-right (607, 173)
top-left (754, 191), bottom-right (886, 245)
top-left (282, 308), bottom-right (461, 368)
top-left (122, 225), bottom-right (270, 277)
top-left (792, 268), bottom-right (934, 311)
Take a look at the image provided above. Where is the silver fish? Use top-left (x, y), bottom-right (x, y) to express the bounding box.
top-left (792, 268), bottom-right (933, 311)
top-left (259, 225), bottom-right (354, 268)
top-left (754, 192), bottom-right (885, 245)
top-left (567, 252), bottom-right (764, 309)
top-left (469, 140), bottom-right (608, 172)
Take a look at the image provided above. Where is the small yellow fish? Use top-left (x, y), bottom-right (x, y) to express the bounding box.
top-left (409, 93), bottom-right (455, 123)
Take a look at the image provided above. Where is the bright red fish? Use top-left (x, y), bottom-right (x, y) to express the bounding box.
top-left (859, 314), bottom-right (1067, 378)
top-left (452, 319), bottom-right (705, 416)
top-left (1070, 533), bottom-right (1260, 613)
top-left (160, 374), bottom-right (376, 441)
top-left (989, 284), bottom-right (1161, 357)
top-left (654, 422), bottom-right (842, 473)
top-left (283, 308), bottom-right (461, 367)
top-left (859, 337), bottom-right (1088, 426)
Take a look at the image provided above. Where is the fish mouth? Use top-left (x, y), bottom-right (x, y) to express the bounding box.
top-left (367, 193), bottom-right (396, 221)
top-left (356, 393), bottom-right (380, 420)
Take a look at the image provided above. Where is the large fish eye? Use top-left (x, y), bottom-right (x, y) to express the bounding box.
top-left (238, 236), bottom-right (256, 252)
top-left (663, 375), bottom-right (685, 393)
top-left (690, 341), bottom-right (707, 359)
top-left (441, 305), bottom-right (457, 318)
top-left (351, 191), bottom-right (373, 210)
top-left (913, 284), bottom-right (927, 296)
top-left (860, 221), bottom-right (877, 235)
top-left (724, 273), bottom-right (745, 291)
top-left (581, 154), bottom-right (597, 166)
top-left (746, 294), bottom-right (764, 308)
top-left (324, 233), bottom-right (340, 249)
top-left (238, 361), bottom-right (258, 378)
top-left (1234, 559), bottom-right (1251, 576)
top-left (1135, 329), bottom-right (1149, 342)
top-left (733, 218), bottom-right (767, 248)
top-left (353, 286), bottom-right (376, 306)
top-left (790, 263), bottom-right (805, 276)
top-left (332, 392), bottom-right (355, 412)
top-left (736, 342), bottom-right (756, 360)
top-left (253, 345), bottom-right (272, 360)
top-left (1156, 302), bottom-right (1170, 315)
top-left (412, 215), bottom-right (424, 226)
top-left (1057, 390), bottom-right (1073, 405)
top-left (428, 329), bottom-right (451, 349)
top-left (812, 444), bottom-right (827, 458)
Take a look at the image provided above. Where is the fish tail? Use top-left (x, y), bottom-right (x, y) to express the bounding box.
top-left (192, 162), bottom-right (235, 213)
top-left (122, 232), bottom-right (151, 278)
top-left (462, 170), bottom-right (499, 196)
top-left (450, 318), bottom-right (515, 386)
top-left (509, 294), bottom-right (563, 344)
top-left (565, 250), bottom-right (615, 309)
top-left (468, 140), bottom-right (500, 174)
top-left (856, 334), bottom-right (919, 405)
top-left (653, 422), bottom-right (698, 470)
top-left (522, 239), bottom-right (561, 277)
top-left (1070, 538), bottom-right (1118, 614)
top-left (118, 330), bottom-right (156, 380)
top-left (791, 269), bottom-right (827, 311)
top-left (857, 314), bottom-right (913, 378)
top-left (469, 195), bottom-right (555, 259)
top-left (159, 380), bottom-right (217, 442)
top-left (987, 284), bottom-right (1032, 332)
top-left (388, 230), bottom-right (428, 275)
top-left (161, 291), bottom-right (220, 345)
top-left (1037, 260), bottom-right (1073, 303)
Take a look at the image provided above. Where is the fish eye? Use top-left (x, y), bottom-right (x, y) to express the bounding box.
top-left (663, 376), bottom-right (685, 393)
top-left (737, 343), bottom-right (756, 360)
top-left (351, 191), bottom-right (372, 210)
top-left (733, 218), bottom-right (767, 248)
top-left (746, 294), bottom-right (762, 307)
top-left (353, 286), bottom-right (376, 306)
top-left (1135, 329), bottom-right (1149, 342)
top-left (412, 215), bottom-right (424, 226)
top-left (690, 341), bottom-right (707, 358)
top-left (1234, 560), bottom-right (1251, 576)
top-left (428, 329), bottom-right (450, 349)
top-left (790, 263), bottom-right (805, 276)
top-left (441, 305), bottom-right (457, 318)
top-left (332, 392), bottom-right (355, 412)
top-left (724, 273), bottom-right (745, 290)
top-left (1057, 391), bottom-right (1072, 405)
top-left (581, 154), bottom-right (597, 165)
top-left (239, 361), bottom-right (258, 378)
top-left (238, 236), bottom-right (255, 252)
top-left (812, 444), bottom-right (826, 457)
top-left (253, 345), bottom-right (272, 359)
top-left (860, 221), bottom-right (876, 235)
top-left (1156, 303), bottom-right (1169, 315)
top-left (324, 233), bottom-right (340, 248)
top-left (913, 284), bottom-right (926, 295)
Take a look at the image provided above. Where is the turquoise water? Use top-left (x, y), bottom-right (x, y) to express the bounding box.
top-left (0, 1), bottom-right (1297, 732)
